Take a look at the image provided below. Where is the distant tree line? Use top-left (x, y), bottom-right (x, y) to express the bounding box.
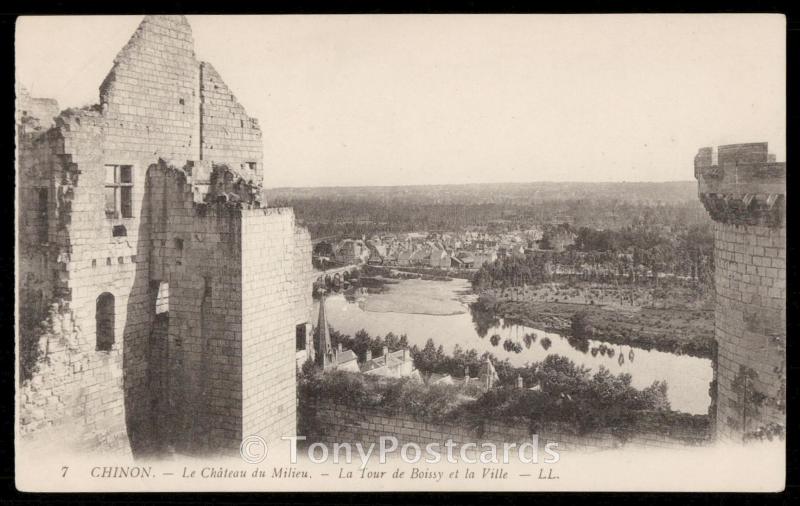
top-left (472, 224), bottom-right (714, 292)
top-left (268, 194), bottom-right (709, 241)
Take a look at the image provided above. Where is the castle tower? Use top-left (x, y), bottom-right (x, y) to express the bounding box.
top-left (315, 293), bottom-right (334, 369)
top-left (695, 142), bottom-right (786, 442)
top-left (17, 15), bottom-right (313, 456)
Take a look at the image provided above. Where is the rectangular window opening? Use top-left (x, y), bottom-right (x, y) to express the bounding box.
top-left (104, 164), bottom-right (134, 218)
top-left (104, 187), bottom-right (116, 216)
top-left (155, 282), bottom-right (169, 314)
top-left (296, 324), bottom-right (307, 352)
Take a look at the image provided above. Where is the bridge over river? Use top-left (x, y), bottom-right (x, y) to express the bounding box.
top-left (312, 264), bottom-right (361, 289)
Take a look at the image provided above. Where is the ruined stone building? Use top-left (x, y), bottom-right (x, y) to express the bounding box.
top-left (695, 142), bottom-right (786, 442)
top-left (17, 15), bottom-right (313, 456)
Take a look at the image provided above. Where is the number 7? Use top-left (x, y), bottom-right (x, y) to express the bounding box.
top-left (61, 466), bottom-right (68, 477)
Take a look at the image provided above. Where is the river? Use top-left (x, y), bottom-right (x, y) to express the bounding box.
top-left (315, 277), bottom-right (713, 415)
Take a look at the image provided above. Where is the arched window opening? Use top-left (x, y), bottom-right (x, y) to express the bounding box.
top-left (96, 292), bottom-right (115, 351)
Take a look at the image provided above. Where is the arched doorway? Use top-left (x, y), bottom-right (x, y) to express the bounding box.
top-left (96, 292), bottom-right (115, 351)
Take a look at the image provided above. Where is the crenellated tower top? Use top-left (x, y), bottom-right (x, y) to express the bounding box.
top-left (694, 142), bottom-right (785, 227)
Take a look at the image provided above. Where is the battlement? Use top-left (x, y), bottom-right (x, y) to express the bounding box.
top-left (694, 142), bottom-right (786, 443)
top-left (695, 143), bottom-right (785, 227)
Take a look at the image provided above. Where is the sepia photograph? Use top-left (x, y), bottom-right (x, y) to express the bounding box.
top-left (14, 13), bottom-right (786, 493)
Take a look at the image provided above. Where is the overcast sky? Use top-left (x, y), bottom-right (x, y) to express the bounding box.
top-left (16, 15), bottom-right (785, 188)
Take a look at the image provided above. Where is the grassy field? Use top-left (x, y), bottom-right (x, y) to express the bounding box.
top-left (485, 281), bottom-right (712, 311)
top-left (488, 297), bottom-right (715, 359)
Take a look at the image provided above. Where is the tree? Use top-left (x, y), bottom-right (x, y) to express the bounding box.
top-left (571, 311), bottom-right (594, 338)
top-left (412, 338), bottom-right (440, 374)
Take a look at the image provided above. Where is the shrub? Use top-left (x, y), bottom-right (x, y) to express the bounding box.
top-left (298, 351), bottom-right (694, 441)
top-left (299, 366), bottom-right (479, 424)
top-left (299, 322), bottom-right (711, 444)
top-left (571, 311), bottom-right (594, 337)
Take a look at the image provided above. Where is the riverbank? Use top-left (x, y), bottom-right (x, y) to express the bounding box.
top-left (483, 280), bottom-right (713, 311)
top-left (362, 264), bottom-right (475, 281)
top-left (319, 278), bottom-right (713, 414)
top-left (479, 295), bottom-right (715, 359)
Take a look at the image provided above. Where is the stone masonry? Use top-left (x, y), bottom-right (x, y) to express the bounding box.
top-left (694, 142), bottom-right (786, 442)
top-left (17, 15), bottom-right (313, 456)
top-left (308, 402), bottom-right (711, 454)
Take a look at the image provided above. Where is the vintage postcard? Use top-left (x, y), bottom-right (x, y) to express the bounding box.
top-left (15, 14), bottom-right (786, 492)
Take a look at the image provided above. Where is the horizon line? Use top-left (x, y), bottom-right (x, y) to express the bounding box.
top-left (264, 180), bottom-right (698, 191)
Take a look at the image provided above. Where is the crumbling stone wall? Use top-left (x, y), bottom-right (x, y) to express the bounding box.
top-left (16, 84), bottom-right (59, 130)
top-left (200, 62), bottom-right (263, 175)
top-left (99, 15), bottom-right (200, 162)
top-left (17, 118), bottom-right (62, 355)
top-left (145, 165), bottom-right (312, 453)
top-left (17, 15), bottom-right (312, 457)
top-left (17, 105), bottom-right (139, 453)
top-left (695, 143), bottom-right (786, 442)
top-left (145, 164), bottom-right (245, 453)
top-left (18, 302), bottom-right (129, 454)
